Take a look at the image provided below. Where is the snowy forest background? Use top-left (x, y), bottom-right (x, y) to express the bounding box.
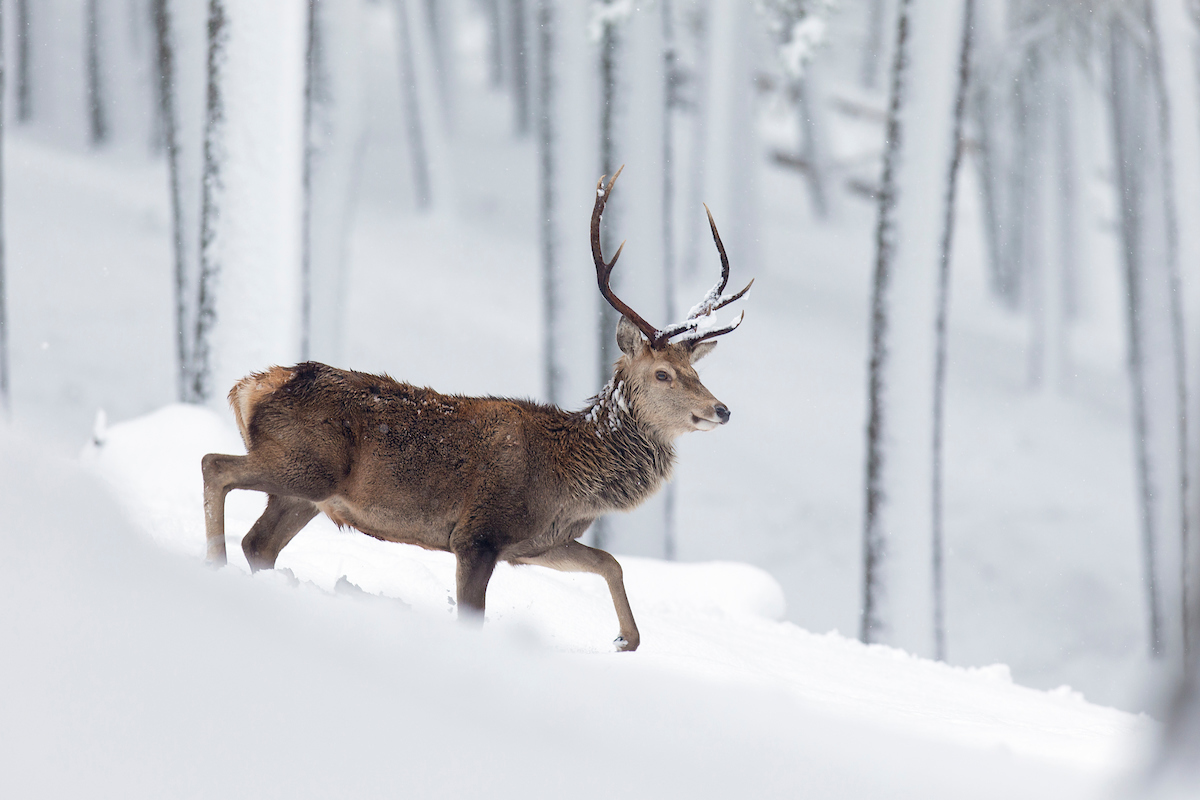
top-left (6, 0), bottom-right (1200, 772)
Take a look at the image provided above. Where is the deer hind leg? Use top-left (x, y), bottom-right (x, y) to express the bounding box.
top-left (201, 452), bottom-right (317, 567)
top-left (514, 540), bottom-right (640, 652)
top-left (242, 494), bottom-right (319, 572)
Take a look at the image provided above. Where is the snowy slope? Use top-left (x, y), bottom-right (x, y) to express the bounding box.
top-left (0, 407), bottom-right (1129, 797)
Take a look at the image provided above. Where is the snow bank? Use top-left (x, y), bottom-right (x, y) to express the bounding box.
top-left (0, 409), bottom-right (1150, 797)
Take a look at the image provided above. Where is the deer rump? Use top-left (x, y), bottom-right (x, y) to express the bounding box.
top-left (201, 168), bottom-right (751, 652)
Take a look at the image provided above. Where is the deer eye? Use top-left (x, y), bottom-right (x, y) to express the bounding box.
top-left (656, 370), bottom-right (671, 382)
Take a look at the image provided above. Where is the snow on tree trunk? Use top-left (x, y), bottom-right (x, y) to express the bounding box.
top-left (969, 0), bottom-right (1023, 309)
top-left (592, 3), bottom-right (672, 560)
top-left (1157, 0), bottom-right (1200, 636)
top-left (1108, 4), bottom-right (1189, 663)
top-left (395, 0), bottom-right (455, 211)
top-left (701, 0), bottom-right (762, 281)
top-left (90, 0), bottom-right (158, 153)
top-left (796, 69), bottom-right (833, 219)
top-left (860, 0), bottom-right (892, 90)
top-left (1143, 592), bottom-right (1200, 796)
top-left (1020, 35), bottom-right (1075, 393)
top-left (155, 0), bottom-right (209, 403)
top-left (534, 0), bottom-right (598, 410)
top-left (193, 0), bottom-right (308, 406)
top-left (0, 0), bottom-right (8, 417)
top-left (23, 0), bottom-right (89, 149)
top-left (301, 0), bottom-right (366, 365)
top-left (861, 0), bottom-right (973, 661)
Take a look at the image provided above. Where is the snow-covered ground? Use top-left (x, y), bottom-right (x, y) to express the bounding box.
top-left (0, 414), bottom-right (1151, 798)
top-left (0, 3), bottom-right (1179, 793)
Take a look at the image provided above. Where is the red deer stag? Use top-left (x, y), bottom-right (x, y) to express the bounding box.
top-left (201, 167), bottom-right (751, 651)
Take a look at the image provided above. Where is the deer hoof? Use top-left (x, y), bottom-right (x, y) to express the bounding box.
top-left (614, 635), bottom-right (639, 652)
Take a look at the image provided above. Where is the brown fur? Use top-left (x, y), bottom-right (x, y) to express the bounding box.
top-left (201, 320), bottom-right (731, 651)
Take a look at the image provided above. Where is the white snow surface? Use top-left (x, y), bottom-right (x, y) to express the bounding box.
top-left (0, 409), bottom-right (1133, 795)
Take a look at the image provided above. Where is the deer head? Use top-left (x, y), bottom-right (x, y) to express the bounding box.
top-left (592, 166), bottom-right (752, 441)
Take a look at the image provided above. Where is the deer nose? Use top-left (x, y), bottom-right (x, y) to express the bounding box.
top-left (714, 404), bottom-right (730, 424)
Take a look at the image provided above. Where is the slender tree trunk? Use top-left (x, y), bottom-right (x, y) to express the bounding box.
top-left (662, 0), bottom-right (678, 560)
top-left (483, 0), bottom-right (503, 88)
top-left (194, 0), bottom-right (308, 406)
top-left (302, 0), bottom-right (366, 364)
top-left (395, 0), bottom-right (454, 211)
top-left (15, 0), bottom-right (28, 121)
top-left (0, 0), bottom-right (8, 417)
top-left (861, 0), bottom-right (888, 89)
top-left (155, 0), bottom-right (208, 403)
top-left (796, 72), bottom-right (832, 219)
top-left (591, 9), bottom-right (623, 554)
top-left (85, 0), bottom-right (107, 145)
top-left (1157, 0), bottom-right (1200, 647)
top-left (510, 0), bottom-right (529, 135)
top-left (861, 0), bottom-right (974, 661)
top-left (1109, 4), bottom-right (1190, 663)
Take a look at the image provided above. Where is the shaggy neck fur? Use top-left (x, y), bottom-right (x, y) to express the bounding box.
top-left (577, 364), bottom-right (676, 512)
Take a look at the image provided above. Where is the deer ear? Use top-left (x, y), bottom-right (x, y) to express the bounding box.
top-left (616, 316), bottom-right (648, 356)
top-left (689, 340), bottom-right (717, 363)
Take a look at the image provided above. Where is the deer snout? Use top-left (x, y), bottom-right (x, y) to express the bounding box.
top-left (691, 401), bottom-right (729, 431)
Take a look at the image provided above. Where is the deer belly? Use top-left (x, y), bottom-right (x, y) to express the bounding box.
top-left (315, 497), bottom-right (452, 551)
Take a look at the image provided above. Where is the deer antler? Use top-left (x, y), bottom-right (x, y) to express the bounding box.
top-left (592, 167), bottom-right (752, 349)
top-left (592, 166), bottom-right (667, 347)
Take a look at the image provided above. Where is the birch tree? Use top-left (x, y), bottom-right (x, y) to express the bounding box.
top-left (861, 0), bottom-right (974, 661)
top-left (193, 0), bottom-right (309, 406)
top-left (1108, 1), bottom-right (1189, 663)
top-left (154, 0), bottom-right (208, 402)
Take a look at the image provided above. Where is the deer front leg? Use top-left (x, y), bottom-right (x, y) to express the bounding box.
top-left (516, 540), bottom-right (640, 652)
top-left (451, 539), bottom-right (500, 625)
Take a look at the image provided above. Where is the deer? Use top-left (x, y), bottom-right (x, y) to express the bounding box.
top-left (200, 167), bottom-right (751, 651)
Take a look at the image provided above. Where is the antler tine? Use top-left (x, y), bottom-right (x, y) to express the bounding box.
top-left (690, 311), bottom-right (746, 345)
top-left (591, 165), bottom-right (664, 347)
top-left (705, 204), bottom-right (730, 296)
top-left (679, 204), bottom-right (754, 326)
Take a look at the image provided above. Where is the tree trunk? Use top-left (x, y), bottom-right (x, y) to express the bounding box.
top-left (301, 0), bottom-right (366, 365)
top-left (1157, 0), bottom-right (1200, 647)
top-left (1109, 3), bottom-right (1190, 663)
top-left (535, 0), bottom-right (598, 411)
top-left (395, 0), bottom-right (454, 211)
top-left (155, 0), bottom-right (208, 403)
top-left (15, 0), bottom-right (29, 121)
top-left (509, 0), bottom-right (529, 135)
top-left (701, 0), bottom-right (761, 281)
top-left (193, 0), bottom-right (308, 406)
top-left (0, 0), bottom-right (8, 416)
top-left (861, 0), bottom-right (974, 661)
top-left (594, 3), bottom-right (671, 560)
top-left (85, 0), bottom-right (107, 145)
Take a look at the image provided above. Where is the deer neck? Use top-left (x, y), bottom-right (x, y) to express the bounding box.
top-left (578, 369), bottom-right (675, 511)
